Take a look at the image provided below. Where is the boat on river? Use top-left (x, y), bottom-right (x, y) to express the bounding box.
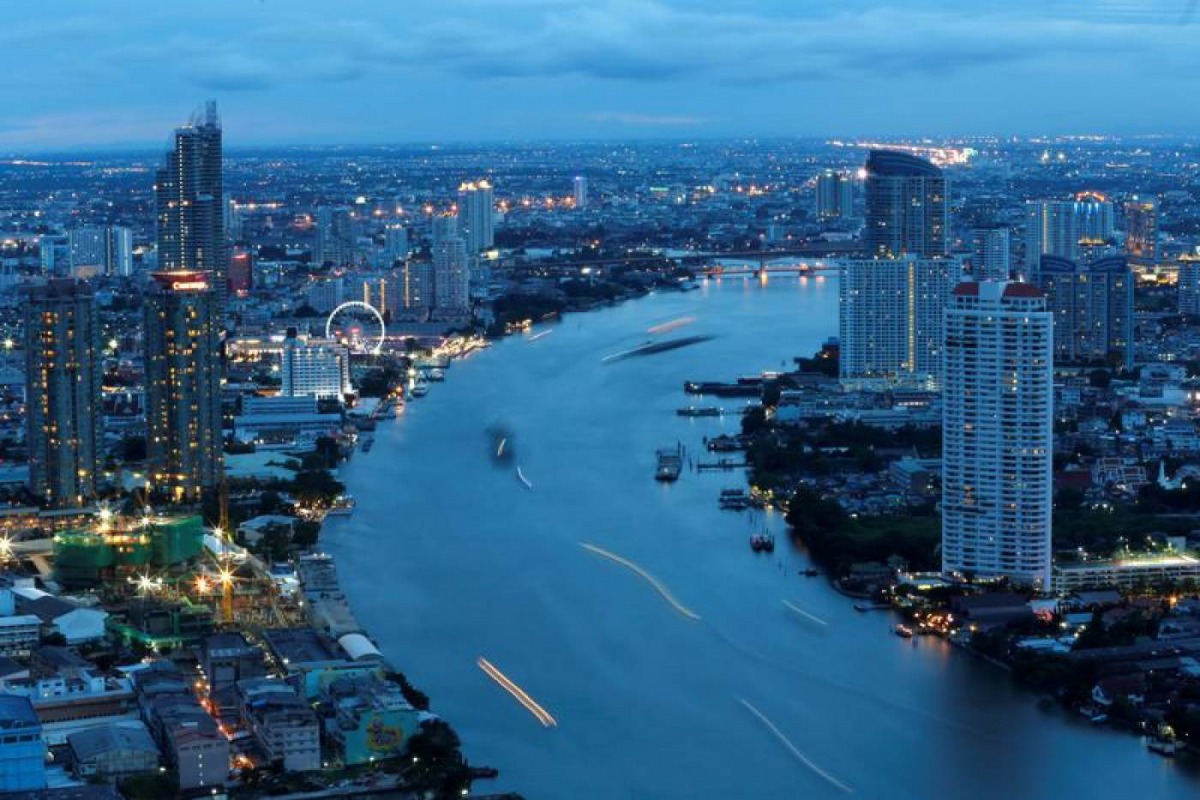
top-left (719, 488), bottom-right (749, 510)
top-left (1148, 724), bottom-right (1178, 756)
top-left (750, 531), bottom-right (774, 553)
top-left (677, 406), bottom-right (723, 417)
top-left (894, 624), bottom-right (914, 638)
top-left (655, 445), bottom-right (683, 481)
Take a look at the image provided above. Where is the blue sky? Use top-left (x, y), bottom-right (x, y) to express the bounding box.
top-left (0, 0), bottom-right (1192, 149)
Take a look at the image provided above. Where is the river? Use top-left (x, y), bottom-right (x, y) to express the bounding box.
top-left (325, 276), bottom-right (1197, 799)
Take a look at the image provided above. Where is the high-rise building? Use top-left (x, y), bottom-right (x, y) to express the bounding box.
top-left (970, 226), bottom-right (1010, 281)
top-left (431, 212), bottom-right (459, 247)
top-left (433, 235), bottom-right (470, 317)
top-left (39, 235), bottom-right (69, 277)
top-left (398, 259), bottom-right (433, 318)
top-left (838, 256), bottom-right (958, 389)
top-left (107, 226), bottom-right (133, 277)
top-left (573, 176), bottom-right (588, 209)
top-left (863, 150), bottom-right (948, 258)
top-left (281, 331), bottom-right (350, 401)
top-left (457, 181), bottom-right (494, 255)
top-left (383, 225), bottom-right (409, 266)
top-left (1124, 196), bottom-right (1158, 264)
top-left (23, 280), bottom-right (102, 508)
top-left (228, 247), bottom-right (252, 295)
top-left (224, 195), bottom-right (243, 243)
top-left (1038, 255), bottom-right (1134, 368)
top-left (68, 227), bottom-right (133, 278)
top-left (1023, 194), bottom-right (1115, 276)
top-left (359, 274), bottom-right (400, 319)
top-left (314, 207), bottom-right (356, 267)
top-left (156, 101), bottom-right (227, 312)
top-left (942, 281), bottom-right (1053, 588)
top-left (144, 271), bottom-right (223, 501)
top-left (67, 228), bottom-right (107, 277)
top-left (815, 169), bottom-right (854, 220)
top-left (304, 277), bottom-right (345, 314)
top-left (1179, 255), bottom-right (1200, 316)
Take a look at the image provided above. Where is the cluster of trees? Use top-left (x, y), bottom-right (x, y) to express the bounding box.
top-left (741, 419), bottom-right (941, 491)
top-left (784, 485), bottom-right (940, 575)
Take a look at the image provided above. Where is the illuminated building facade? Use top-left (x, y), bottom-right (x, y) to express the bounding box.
top-left (969, 226), bottom-right (1010, 281)
top-left (1179, 255), bottom-right (1200, 316)
top-left (1124, 196), bottom-right (1158, 263)
top-left (942, 281), bottom-right (1053, 588)
top-left (457, 180), bottom-right (494, 254)
top-left (383, 224), bottom-right (409, 266)
top-left (815, 169), bottom-right (854, 220)
top-left (228, 247), bottom-right (252, 295)
top-left (838, 256), bottom-right (957, 390)
top-left (315, 207), bottom-right (356, 267)
top-left (156, 101), bottom-right (226, 312)
top-left (433, 235), bottom-right (470, 318)
top-left (144, 271), bottom-right (223, 500)
top-left (69, 227), bottom-right (133, 278)
top-left (573, 175), bottom-right (588, 209)
top-left (397, 259), bottom-right (433, 318)
top-left (1038, 255), bottom-right (1134, 368)
top-left (1023, 194), bottom-right (1115, 277)
top-left (24, 279), bottom-right (102, 507)
top-left (281, 331), bottom-right (350, 400)
top-left (863, 150), bottom-right (948, 258)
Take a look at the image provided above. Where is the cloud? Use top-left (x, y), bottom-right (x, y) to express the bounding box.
top-left (386, 2), bottom-right (1164, 84)
top-left (185, 54), bottom-right (277, 92)
top-left (62, 1), bottom-right (1188, 98)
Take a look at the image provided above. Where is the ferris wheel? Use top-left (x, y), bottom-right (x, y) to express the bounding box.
top-left (325, 301), bottom-right (386, 355)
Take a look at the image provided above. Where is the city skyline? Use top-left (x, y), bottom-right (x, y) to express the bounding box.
top-left (0, 1), bottom-right (1197, 150)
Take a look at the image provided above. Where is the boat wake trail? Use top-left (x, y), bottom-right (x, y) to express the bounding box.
top-left (782, 600), bottom-right (828, 627)
top-left (709, 624), bottom-right (985, 739)
top-left (478, 657), bottom-right (557, 727)
top-left (527, 329), bottom-right (553, 342)
top-left (516, 466), bottom-right (534, 490)
top-left (647, 316), bottom-right (696, 335)
top-left (580, 542), bottom-right (701, 620)
top-left (739, 698), bottom-right (853, 794)
top-left (600, 334), bottom-right (714, 364)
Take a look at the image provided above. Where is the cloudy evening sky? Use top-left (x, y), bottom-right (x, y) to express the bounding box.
top-left (0, 0), bottom-right (1194, 149)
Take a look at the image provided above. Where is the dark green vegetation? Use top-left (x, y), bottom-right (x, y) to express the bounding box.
top-left (784, 485), bottom-right (940, 576)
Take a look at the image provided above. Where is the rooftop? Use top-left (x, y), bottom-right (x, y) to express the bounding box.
top-left (0, 693), bottom-right (39, 728)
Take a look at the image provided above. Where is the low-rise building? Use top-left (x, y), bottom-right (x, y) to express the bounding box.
top-left (0, 648), bottom-right (137, 745)
top-left (200, 632), bottom-right (266, 694)
top-left (67, 720), bottom-right (159, 780)
top-left (133, 662), bottom-right (229, 793)
top-left (0, 614), bottom-right (41, 656)
top-left (261, 628), bottom-right (381, 701)
top-left (0, 694), bottom-right (46, 792)
top-left (324, 675), bottom-right (419, 765)
top-left (238, 678), bottom-right (321, 772)
top-left (1052, 553), bottom-right (1200, 593)
top-left (23, 596), bottom-right (108, 644)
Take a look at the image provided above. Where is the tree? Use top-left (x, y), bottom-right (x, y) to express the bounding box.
top-left (292, 520), bottom-right (320, 549)
top-left (291, 469), bottom-right (345, 507)
top-left (1089, 368), bottom-right (1112, 389)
